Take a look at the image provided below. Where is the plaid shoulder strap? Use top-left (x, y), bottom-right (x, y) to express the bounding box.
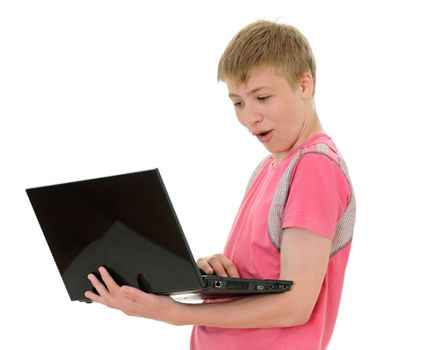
top-left (247, 142), bottom-right (356, 256)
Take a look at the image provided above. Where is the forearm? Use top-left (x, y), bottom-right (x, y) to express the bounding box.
top-left (171, 229), bottom-right (330, 329)
top-left (88, 228), bottom-right (329, 328)
top-left (87, 268), bottom-right (311, 328)
top-left (173, 290), bottom-right (310, 328)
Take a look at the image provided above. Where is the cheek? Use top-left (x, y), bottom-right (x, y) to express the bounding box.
top-left (235, 112), bottom-right (246, 127)
top-left (279, 102), bottom-right (302, 127)
top-left (273, 108), bottom-right (296, 128)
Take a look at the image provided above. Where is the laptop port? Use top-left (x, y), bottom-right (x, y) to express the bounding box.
top-left (214, 280), bottom-right (223, 288)
top-left (226, 280), bottom-right (249, 290)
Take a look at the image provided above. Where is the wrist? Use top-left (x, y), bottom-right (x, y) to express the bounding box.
top-left (163, 298), bottom-right (191, 326)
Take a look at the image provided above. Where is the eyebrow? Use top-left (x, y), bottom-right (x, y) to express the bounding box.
top-left (228, 86), bottom-right (270, 99)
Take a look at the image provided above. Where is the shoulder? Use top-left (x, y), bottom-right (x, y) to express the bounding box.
top-left (291, 134), bottom-right (342, 176)
top-left (290, 134), bottom-right (348, 182)
top-left (283, 147), bottom-right (352, 239)
top-left (292, 152), bottom-right (350, 195)
top-left (299, 134), bottom-right (342, 163)
top-left (287, 137), bottom-right (352, 212)
top-left (294, 152), bottom-right (343, 181)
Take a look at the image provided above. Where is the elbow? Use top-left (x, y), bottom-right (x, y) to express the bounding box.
top-left (297, 307), bottom-right (313, 326)
top-left (281, 296), bottom-right (315, 327)
top-left (283, 286), bottom-right (320, 326)
top-left (284, 307), bottom-right (312, 327)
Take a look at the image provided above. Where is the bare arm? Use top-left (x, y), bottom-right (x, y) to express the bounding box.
top-left (86, 227), bottom-right (331, 328)
top-left (178, 228), bottom-right (330, 327)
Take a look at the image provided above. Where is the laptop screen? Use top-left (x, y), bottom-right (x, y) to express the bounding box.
top-left (26, 169), bottom-right (204, 301)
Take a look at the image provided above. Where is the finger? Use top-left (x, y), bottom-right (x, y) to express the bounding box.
top-left (220, 256), bottom-right (240, 278)
top-left (207, 256), bottom-right (229, 277)
top-left (84, 290), bottom-right (102, 303)
top-left (197, 258), bottom-right (214, 275)
top-left (98, 266), bottom-right (120, 293)
top-left (87, 273), bottom-right (108, 296)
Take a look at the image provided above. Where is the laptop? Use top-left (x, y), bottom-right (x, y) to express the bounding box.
top-left (26, 169), bottom-right (293, 302)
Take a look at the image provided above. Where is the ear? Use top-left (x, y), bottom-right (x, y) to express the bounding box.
top-left (298, 72), bottom-right (314, 99)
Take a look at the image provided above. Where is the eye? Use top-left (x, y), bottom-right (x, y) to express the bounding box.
top-left (233, 100), bottom-right (244, 108)
top-left (258, 95), bottom-right (271, 102)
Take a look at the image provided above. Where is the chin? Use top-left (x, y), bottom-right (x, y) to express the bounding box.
top-left (263, 144), bottom-right (291, 154)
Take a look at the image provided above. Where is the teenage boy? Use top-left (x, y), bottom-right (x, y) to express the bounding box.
top-left (86, 20), bottom-right (356, 350)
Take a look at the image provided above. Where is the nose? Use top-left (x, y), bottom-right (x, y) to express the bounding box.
top-left (237, 103), bottom-right (263, 128)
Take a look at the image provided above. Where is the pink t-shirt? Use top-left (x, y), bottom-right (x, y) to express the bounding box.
top-left (191, 134), bottom-right (353, 350)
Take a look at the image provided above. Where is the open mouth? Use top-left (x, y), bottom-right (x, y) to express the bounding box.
top-left (256, 130), bottom-right (272, 137)
top-left (255, 130), bottom-right (273, 142)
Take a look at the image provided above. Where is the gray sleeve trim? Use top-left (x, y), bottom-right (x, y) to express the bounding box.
top-left (245, 155), bottom-right (271, 194)
top-left (267, 144), bottom-right (356, 257)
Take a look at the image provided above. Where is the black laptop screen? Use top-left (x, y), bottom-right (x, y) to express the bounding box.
top-left (27, 169), bottom-right (204, 301)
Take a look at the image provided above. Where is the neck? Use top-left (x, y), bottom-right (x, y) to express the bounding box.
top-left (274, 110), bottom-right (324, 164)
top-left (296, 111), bottom-right (323, 146)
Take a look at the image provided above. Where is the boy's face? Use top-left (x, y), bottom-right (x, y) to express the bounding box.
top-left (227, 67), bottom-right (314, 161)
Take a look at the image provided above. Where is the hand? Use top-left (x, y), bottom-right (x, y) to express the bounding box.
top-left (197, 254), bottom-right (240, 278)
top-left (85, 267), bottom-right (180, 324)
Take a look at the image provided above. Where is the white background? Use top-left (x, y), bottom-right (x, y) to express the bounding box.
top-left (1, 1), bottom-right (444, 349)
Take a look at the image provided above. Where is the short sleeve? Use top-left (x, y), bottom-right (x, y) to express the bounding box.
top-left (281, 153), bottom-right (350, 239)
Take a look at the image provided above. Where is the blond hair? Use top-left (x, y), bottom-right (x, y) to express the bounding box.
top-left (218, 20), bottom-right (316, 93)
